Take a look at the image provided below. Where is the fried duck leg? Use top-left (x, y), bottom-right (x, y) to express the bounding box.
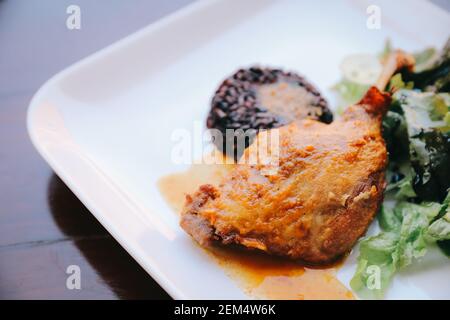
top-left (180, 51), bottom-right (414, 264)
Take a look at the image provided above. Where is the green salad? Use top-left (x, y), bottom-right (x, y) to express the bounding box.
top-left (333, 39), bottom-right (450, 299)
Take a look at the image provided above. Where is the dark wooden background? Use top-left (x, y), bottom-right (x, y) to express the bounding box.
top-left (0, 0), bottom-right (193, 299)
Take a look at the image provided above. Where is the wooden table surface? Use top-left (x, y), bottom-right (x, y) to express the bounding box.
top-left (0, 0), bottom-right (193, 299)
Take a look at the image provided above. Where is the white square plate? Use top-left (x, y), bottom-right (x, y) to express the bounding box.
top-left (28, 0), bottom-right (450, 299)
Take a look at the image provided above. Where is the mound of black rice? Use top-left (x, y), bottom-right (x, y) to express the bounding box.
top-left (207, 67), bottom-right (333, 159)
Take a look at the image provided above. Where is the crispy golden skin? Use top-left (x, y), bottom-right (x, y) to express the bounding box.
top-left (181, 87), bottom-right (391, 264)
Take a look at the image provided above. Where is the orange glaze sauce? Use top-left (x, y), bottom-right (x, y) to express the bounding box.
top-left (157, 153), bottom-right (233, 214)
top-left (157, 154), bottom-right (354, 300)
top-left (208, 246), bottom-right (353, 300)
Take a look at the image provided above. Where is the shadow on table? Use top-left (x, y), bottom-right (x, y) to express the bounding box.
top-left (47, 173), bottom-right (170, 299)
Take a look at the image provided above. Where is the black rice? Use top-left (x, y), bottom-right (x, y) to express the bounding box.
top-left (207, 67), bottom-right (333, 159)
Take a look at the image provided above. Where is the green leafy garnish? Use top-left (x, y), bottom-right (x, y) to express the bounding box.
top-left (332, 79), bottom-right (369, 114)
top-left (413, 47), bottom-right (438, 73)
top-left (403, 38), bottom-right (450, 92)
top-left (427, 192), bottom-right (450, 241)
top-left (387, 73), bottom-right (413, 92)
top-left (386, 167), bottom-right (416, 200)
top-left (336, 39), bottom-right (450, 299)
top-left (351, 199), bottom-right (446, 299)
top-left (394, 90), bottom-right (450, 202)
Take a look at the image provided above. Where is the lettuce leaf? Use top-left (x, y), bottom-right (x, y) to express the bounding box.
top-left (385, 164), bottom-right (417, 200)
top-left (427, 192), bottom-right (450, 241)
top-left (332, 53), bottom-right (381, 113)
top-left (413, 47), bottom-right (439, 73)
top-left (387, 73), bottom-right (414, 92)
top-left (377, 206), bottom-right (400, 232)
top-left (392, 90), bottom-right (450, 202)
top-left (428, 211), bottom-right (450, 240)
top-left (352, 89), bottom-right (450, 299)
top-left (332, 79), bottom-right (369, 113)
top-left (350, 232), bottom-right (398, 299)
top-left (382, 110), bottom-right (409, 160)
top-left (382, 108), bottom-right (415, 200)
top-left (396, 90), bottom-right (450, 132)
top-left (347, 40), bottom-right (450, 299)
top-left (403, 38), bottom-right (450, 92)
top-left (393, 202), bottom-right (440, 268)
top-left (351, 200), bottom-right (443, 299)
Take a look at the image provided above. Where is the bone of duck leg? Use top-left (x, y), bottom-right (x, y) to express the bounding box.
top-left (376, 50), bottom-right (415, 91)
